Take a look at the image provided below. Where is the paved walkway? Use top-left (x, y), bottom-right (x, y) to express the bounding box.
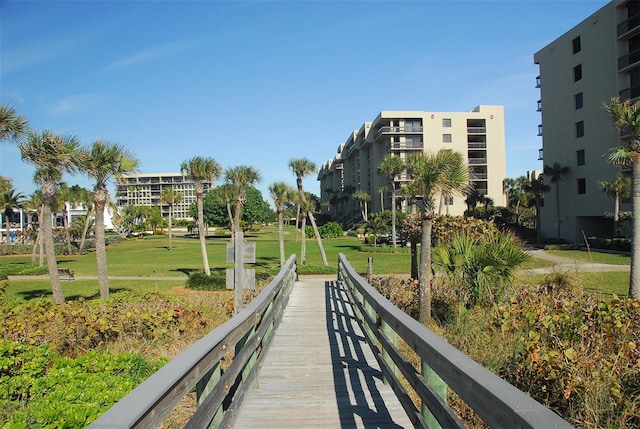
top-left (233, 275), bottom-right (412, 429)
top-left (522, 249), bottom-right (630, 274)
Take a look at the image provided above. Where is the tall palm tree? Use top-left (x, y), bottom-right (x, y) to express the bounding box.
top-left (161, 188), bottom-right (183, 251)
top-left (0, 103), bottom-right (28, 142)
top-left (544, 162), bottom-right (570, 240)
top-left (604, 97), bottom-right (640, 299)
top-left (289, 158), bottom-right (328, 265)
top-left (378, 154), bottom-right (405, 247)
top-left (81, 140), bottom-right (138, 298)
top-left (181, 156), bottom-right (222, 275)
top-left (76, 186), bottom-right (95, 254)
top-left (352, 190), bottom-right (371, 222)
top-left (406, 150), bottom-right (470, 324)
top-left (525, 176), bottom-right (549, 244)
top-left (225, 166), bottom-right (261, 233)
top-left (600, 175), bottom-right (631, 238)
top-left (19, 131), bottom-right (84, 304)
top-left (377, 185), bottom-right (387, 211)
top-left (0, 186), bottom-right (24, 245)
top-left (269, 181), bottom-right (295, 266)
top-left (23, 190), bottom-right (44, 265)
top-left (56, 183), bottom-right (74, 255)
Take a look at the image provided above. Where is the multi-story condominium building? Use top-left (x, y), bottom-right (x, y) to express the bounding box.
top-left (318, 106), bottom-right (506, 226)
top-left (534, 0), bottom-right (634, 243)
top-left (116, 173), bottom-right (212, 220)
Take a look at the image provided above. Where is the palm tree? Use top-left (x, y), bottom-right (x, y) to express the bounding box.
top-left (600, 175), bottom-right (631, 238)
top-left (76, 186), bottom-right (95, 254)
top-left (23, 190), bottom-right (44, 265)
top-left (378, 155), bottom-right (405, 247)
top-left (377, 185), bottom-right (387, 211)
top-left (225, 166), bottom-right (261, 234)
top-left (269, 181), bottom-right (295, 266)
top-left (289, 158), bottom-right (328, 265)
top-left (19, 131), bottom-right (84, 304)
top-left (525, 176), bottom-right (549, 243)
top-left (0, 103), bottom-right (28, 142)
top-left (352, 190), bottom-right (371, 222)
top-left (161, 188), bottom-right (183, 251)
top-left (81, 140), bottom-right (139, 298)
top-left (365, 214), bottom-right (388, 247)
top-left (604, 97), bottom-right (640, 300)
top-left (406, 150), bottom-right (470, 324)
top-left (544, 162), bottom-right (570, 240)
top-left (181, 156), bottom-right (222, 275)
top-left (0, 186), bottom-right (24, 245)
top-left (56, 183), bottom-right (74, 255)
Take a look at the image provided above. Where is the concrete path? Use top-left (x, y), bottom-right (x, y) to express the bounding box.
top-left (522, 249), bottom-right (630, 274)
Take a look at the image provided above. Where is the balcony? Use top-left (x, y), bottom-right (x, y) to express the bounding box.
top-left (618, 48), bottom-right (640, 71)
top-left (468, 158), bottom-right (487, 165)
top-left (467, 142), bottom-right (487, 149)
top-left (535, 75), bottom-right (541, 88)
top-left (375, 125), bottom-right (424, 139)
top-left (617, 14), bottom-right (640, 38)
top-left (538, 148), bottom-right (543, 160)
top-left (536, 100), bottom-right (542, 112)
top-left (537, 124), bottom-right (543, 136)
top-left (472, 173), bottom-right (488, 179)
top-left (388, 142), bottom-right (424, 151)
top-left (619, 85), bottom-right (640, 101)
top-left (467, 127), bottom-right (486, 134)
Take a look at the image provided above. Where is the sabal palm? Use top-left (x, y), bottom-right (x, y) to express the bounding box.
top-left (600, 175), bottom-right (631, 237)
top-left (1, 186), bottom-right (24, 245)
top-left (269, 181), bottom-right (295, 266)
top-left (226, 166), bottom-right (261, 233)
top-left (406, 150), bottom-right (470, 324)
top-left (543, 162), bottom-right (569, 240)
top-left (379, 155), bottom-right (405, 247)
top-left (19, 131), bottom-right (83, 304)
top-left (82, 140), bottom-right (139, 298)
top-left (289, 157), bottom-right (328, 265)
top-left (76, 186), bottom-right (95, 254)
top-left (352, 190), bottom-right (371, 222)
top-left (161, 188), bottom-right (183, 251)
top-left (0, 103), bottom-right (28, 142)
top-left (181, 156), bottom-right (222, 275)
top-left (24, 190), bottom-right (44, 265)
top-left (604, 97), bottom-right (640, 300)
top-left (525, 176), bottom-right (549, 244)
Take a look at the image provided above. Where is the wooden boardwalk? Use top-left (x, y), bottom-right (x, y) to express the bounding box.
top-left (233, 275), bottom-right (412, 429)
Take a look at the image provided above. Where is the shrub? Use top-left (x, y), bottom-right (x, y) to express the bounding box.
top-left (186, 272), bottom-right (227, 291)
top-left (318, 221), bottom-right (343, 239)
top-left (369, 276), bottom-right (419, 319)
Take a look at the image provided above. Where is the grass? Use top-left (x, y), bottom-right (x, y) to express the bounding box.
top-left (1, 224), bottom-right (632, 302)
top-left (546, 249), bottom-right (630, 265)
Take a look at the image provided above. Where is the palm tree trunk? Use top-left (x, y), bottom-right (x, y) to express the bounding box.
top-left (64, 205), bottom-right (72, 255)
top-left (295, 204), bottom-right (301, 241)
top-left (307, 210), bottom-right (328, 265)
top-left (629, 162), bottom-right (640, 299)
top-left (94, 194), bottom-right (110, 298)
top-left (226, 200), bottom-right (234, 241)
top-left (168, 204), bottom-right (173, 251)
top-left (391, 190), bottom-right (397, 247)
top-left (410, 239), bottom-right (418, 279)
top-left (79, 207), bottom-right (92, 254)
top-left (614, 193), bottom-right (620, 238)
top-left (535, 199), bottom-right (542, 243)
top-left (4, 217), bottom-right (11, 245)
top-left (278, 210), bottom-right (285, 266)
top-left (42, 197), bottom-right (65, 304)
top-left (197, 196), bottom-right (210, 275)
top-left (300, 216), bottom-right (307, 265)
top-left (555, 183), bottom-right (561, 240)
top-left (418, 204), bottom-right (433, 325)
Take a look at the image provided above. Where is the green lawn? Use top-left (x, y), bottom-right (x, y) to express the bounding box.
top-left (546, 249), bottom-right (631, 265)
top-left (1, 225), bottom-right (632, 301)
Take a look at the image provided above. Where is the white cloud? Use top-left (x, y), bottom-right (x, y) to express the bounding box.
top-left (49, 93), bottom-right (104, 114)
top-left (106, 39), bottom-right (198, 70)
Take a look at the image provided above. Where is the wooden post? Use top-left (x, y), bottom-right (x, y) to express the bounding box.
top-left (234, 230), bottom-right (244, 314)
top-left (422, 361), bottom-right (447, 429)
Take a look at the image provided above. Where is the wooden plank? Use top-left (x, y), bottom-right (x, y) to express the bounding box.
top-left (233, 276), bottom-right (412, 429)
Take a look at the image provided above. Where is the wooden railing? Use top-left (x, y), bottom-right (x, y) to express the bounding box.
top-left (88, 255), bottom-right (297, 429)
top-left (337, 253), bottom-right (574, 429)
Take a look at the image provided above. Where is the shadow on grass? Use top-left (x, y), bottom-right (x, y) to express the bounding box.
top-left (334, 244), bottom-right (363, 251)
top-left (174, 268), bottom-right (200, 276)
top-left (17, 287), bottom-right (129, 302)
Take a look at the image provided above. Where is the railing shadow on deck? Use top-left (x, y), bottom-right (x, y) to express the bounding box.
top-left (326, 280), bottom-right (404, 429)
top-left (88, 255), bottom-right (297, 429)
top-left (338, 253), bottom-right (575, 429)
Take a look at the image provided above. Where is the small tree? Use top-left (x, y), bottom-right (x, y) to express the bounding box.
top-left (353, 189), bottom-right (371, 222)
top-left (600, 175), bottom-right (631, 237)
top-left (161, 188), bottom-right (183, 250)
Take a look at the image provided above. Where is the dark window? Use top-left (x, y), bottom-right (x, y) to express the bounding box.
top-left (574, 64), bottom-right (582, 81)
top-left (576, 121), bottom-right (584, 138)
top-left (577, 178), bottom-right (586, 194)
top-left (443, 134), bottom-right (452, 143)
top-left (577, 149), bottom-right (585, 166)
top-left (572, 36), bottom-right (581, 54)
top-left (575, 92), bottom-right (583, 109)
top-left (442, 118), bottom-right (451, 127)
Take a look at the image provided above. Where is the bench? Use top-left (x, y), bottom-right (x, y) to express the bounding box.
top-left (58, 268), bottom-right (75, 281)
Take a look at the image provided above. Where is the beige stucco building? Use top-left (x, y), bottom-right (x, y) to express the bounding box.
top-left (318, 106), bottom-right (506, 226)
top-left (116, 173), bottom-right (212, 220)
top-left (534, 0), bottom-right (636, 243)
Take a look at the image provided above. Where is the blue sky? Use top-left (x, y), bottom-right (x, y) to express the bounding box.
top-left (1, 0), bottom-right (610, 203)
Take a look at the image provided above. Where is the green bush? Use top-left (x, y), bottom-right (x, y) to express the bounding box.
top-left (0, 263), bottom-right (47, 280)
top-left (318, 222), bottom-right (343, 239)
top-left (0, 339), bottom-right (165, 428)
top-left (186, 272), bottom-right (227, 290)
top-left (587, 237), bottom-right (631, 252)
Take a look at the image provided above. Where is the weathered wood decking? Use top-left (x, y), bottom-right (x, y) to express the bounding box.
top-left (233, 275), bottom-right (412, 429)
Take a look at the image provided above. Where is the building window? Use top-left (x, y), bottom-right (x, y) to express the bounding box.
top-left (577, 149), bottom-right (585, 166)
top-left (574, 64), bottom-right (582, 81)
top-left (442, 118), bottom-right (451, 127)
top-left (576, 121), bottom-right (584, 138)
top-left (577, 178), bottom-right (586, 194)
top-left (572, 36), bottom-right (581, 54)
top-left (443, 134), bottom-right (452, 143)
top-left (575, 92), bottom-right (583, 109)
